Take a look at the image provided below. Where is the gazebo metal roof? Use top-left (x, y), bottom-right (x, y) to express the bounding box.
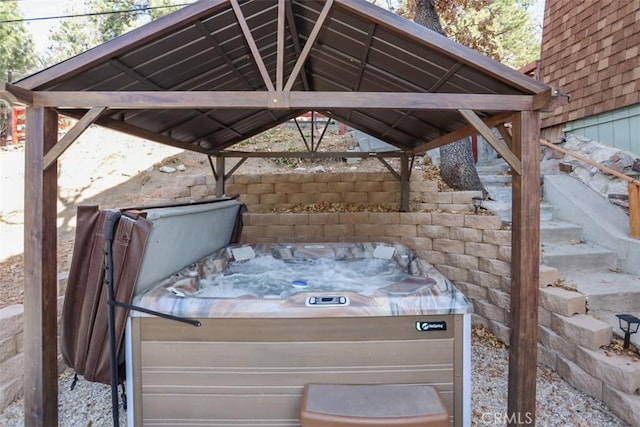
top-left (12, 0), bottom-right (552, 158)
top-left (1, 0), bottom-right (567, 425)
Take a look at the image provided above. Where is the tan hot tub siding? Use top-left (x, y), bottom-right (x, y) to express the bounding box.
top-left (127, 314), bottom-right (466, 426)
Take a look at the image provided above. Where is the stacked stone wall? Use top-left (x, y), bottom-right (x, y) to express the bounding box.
top-left (1, 171), bottom-right (638, 422)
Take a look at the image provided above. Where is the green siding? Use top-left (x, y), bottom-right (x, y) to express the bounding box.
top-left (564, 104), bottom-right (640, 154)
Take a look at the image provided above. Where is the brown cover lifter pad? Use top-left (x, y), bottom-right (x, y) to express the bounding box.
top-left (60, 206), bottom-right (152, 384)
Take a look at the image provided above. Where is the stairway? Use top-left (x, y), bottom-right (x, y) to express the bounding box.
top-left (477, 159), bottom-right (640, 348)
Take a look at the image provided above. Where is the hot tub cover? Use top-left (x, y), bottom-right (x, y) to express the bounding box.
top-left (133, 242), bottom-right (471, 318)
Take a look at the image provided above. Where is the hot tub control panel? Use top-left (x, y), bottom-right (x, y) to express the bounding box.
top-left (306, 295), bottom-right (350, 307)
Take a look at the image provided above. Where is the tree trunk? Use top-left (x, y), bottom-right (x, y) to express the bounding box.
top-left (413, 0), bottom-right (487, 197)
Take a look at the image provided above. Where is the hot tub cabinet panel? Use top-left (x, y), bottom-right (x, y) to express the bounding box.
top-left (127, 315), bottom-right (467, 426)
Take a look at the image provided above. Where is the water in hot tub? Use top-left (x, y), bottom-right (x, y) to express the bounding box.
top-left (195, 255), bottom-right (412, 298)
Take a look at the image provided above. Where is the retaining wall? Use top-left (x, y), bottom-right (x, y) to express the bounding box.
top-left (1, 170), bottom-right (637, 423)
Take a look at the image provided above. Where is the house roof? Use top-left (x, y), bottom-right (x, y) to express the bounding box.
top-left (11, 0), bottom-right (553, 157)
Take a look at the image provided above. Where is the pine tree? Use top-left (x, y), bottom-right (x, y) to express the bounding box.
top-left (45, 0), bottom-right (183, 66)
top-left (0, 1), bottom-right (37, 81)
top-left (413, 0), bottom-right (488, 196)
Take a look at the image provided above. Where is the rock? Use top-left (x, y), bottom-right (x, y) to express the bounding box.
top-left (309, 165), bottom-right (326, 173)
top-left (559, 135), bottom-right (636, 208)
top-left (176, 164), bottom-right (186, 172)
top-left (159, 165), bottom-right (176, 173)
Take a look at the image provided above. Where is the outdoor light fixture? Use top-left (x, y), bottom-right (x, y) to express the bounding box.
top-left (472, 196), bottom-right (483, 214)
top-left (615, 313), bottom-right (640, 349)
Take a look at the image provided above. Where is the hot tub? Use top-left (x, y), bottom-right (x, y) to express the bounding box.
top-left (125, 242), bottom-right (471, 426)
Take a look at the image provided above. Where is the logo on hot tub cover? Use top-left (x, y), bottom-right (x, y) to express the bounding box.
top-left (415, 321), bottom-right (447, 332)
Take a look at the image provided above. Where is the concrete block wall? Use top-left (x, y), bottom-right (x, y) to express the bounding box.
top-left (537, 285), bottom-right (640, 426)
top-left (226, 172), bottom-right (402, 212)
top-left (0, 277), bottom-right (67, 412)
top-left (0, 305), bottom-right (23, 412)
top-left (146, 170), bottom-right (476, 214)
top-left (233, 171), bottom-right (639, 425)
top-left (2, 171), bottom-right (638, 422)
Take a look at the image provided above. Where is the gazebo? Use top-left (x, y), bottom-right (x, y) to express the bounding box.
top-left (1, 0), bottom-right (566, 425)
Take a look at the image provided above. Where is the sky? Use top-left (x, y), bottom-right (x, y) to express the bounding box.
top-left (17, 0), bottom-right (84, 54)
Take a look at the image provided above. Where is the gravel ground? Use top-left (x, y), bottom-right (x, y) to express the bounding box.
top-left (0, 328), bottom-right (628, 427)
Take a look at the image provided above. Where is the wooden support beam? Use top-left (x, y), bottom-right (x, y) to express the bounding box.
top-left (60, 111), bottom-right (213, 155)
top-left (230, 0), bottom-right (275, 92)
top-left (0, 82), bottom-right (34, 105)
top-left (284, 0), bottom-right (310, 91)
top-left (32, 91), bottom-right (535, 111)
top-left (284, 0), bottom-right (334, 91)
top-left (43, 106), bottom-right (106, 170)
top-left (215, 156), bottom-right (225, 197)
top-left (194, 20), bottom-right (254, 90)
top-left (214, 150), bottom-right (403, 159)
top-left (408, 112), bottom-right (513, 155)
top-left (224, 157), bottom-right (247, 181)
top-left (532, 86), bottom-right (569, 111)
top-left (353, 23), bottom-right (376, 92)
top-left (276, 0), bottom-right (286, 91)
top-left (428, 62), bottom-right (463, 92)
top-left (400, 154), bottom-right (410, 212)
top-left (23, 107), bottom-right (59, 425)
top-left (496, 123), bottom-right (513, 150)
top-left (508, 110), bottom-right (540, 426)
top-left (629, 182), bottom-right (640, 239)
top-left (376, 156), bottom-right (401, 180)
top-left (459, 109), bottom-right (522, 175)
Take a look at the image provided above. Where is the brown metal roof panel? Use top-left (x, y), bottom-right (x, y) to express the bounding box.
top-left (291, 0), bottom-right (328, 30)
top-left (446, 65), bottom-right (525, 95)
top-left (212, 110), bottom-right (304, 150)
top-left (306, 51), bottom-right (360, 91)
top-left (117, 109), bottom-right (201, 133)
top-left (115, 24), bottom-right (207, 69)
top-left (341, 110), bottom-right (415, 147)
top-left (229, 111), bottom-right (280, 135)
top-left (171, 68), bottom-right (250, 92)
top-left (50, 72), bottom-right (155, 93)
top-left (412, 110), bottom-right (469, 133)
top-left (336, 0), bottom-right (549, 95)
top-left (121, 48), bottom-right (225, 88)
top-left (357, 68), bottom-right (424, 92)
top-left (312, 11), bottom-right (369, 54)
top-left (356, 109), bottom-right (428, 142)
top-left (392, 114), bottom-right (446, 140)
top-left (131, 111), bottom-right (208, 136)
top-left (367, 39), bottom-right (456, 85)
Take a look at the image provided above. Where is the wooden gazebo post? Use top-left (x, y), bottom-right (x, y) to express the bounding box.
top-left (23, 107), bottom-right (59, 425)
top-left (508, 110), bottom-right (541, 425)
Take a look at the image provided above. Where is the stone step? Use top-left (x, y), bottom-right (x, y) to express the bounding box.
top-left (540, 220), bottom-right (584, 245)
top-left (483, 198), bottom-right (554, 222)
top-left (550, 313), bottom-right (612, 351)
top-left (542, 242), bottom-right (617, 272)
top-left (539, 286), bottom-right (587, 316)
top-left (484, 184), bottom-right (512, 202)
top-left (563, 270), bottom-right (640, 317)
top-left (478, 174), bottom-right (512, 185)
top-left (539, 264), bottom-right (560, 287)
top-left (476, 160), bottom-right (510, 174)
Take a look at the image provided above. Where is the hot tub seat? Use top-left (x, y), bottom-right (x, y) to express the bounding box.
top-left (300, 383), bottom-right (450, 427)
